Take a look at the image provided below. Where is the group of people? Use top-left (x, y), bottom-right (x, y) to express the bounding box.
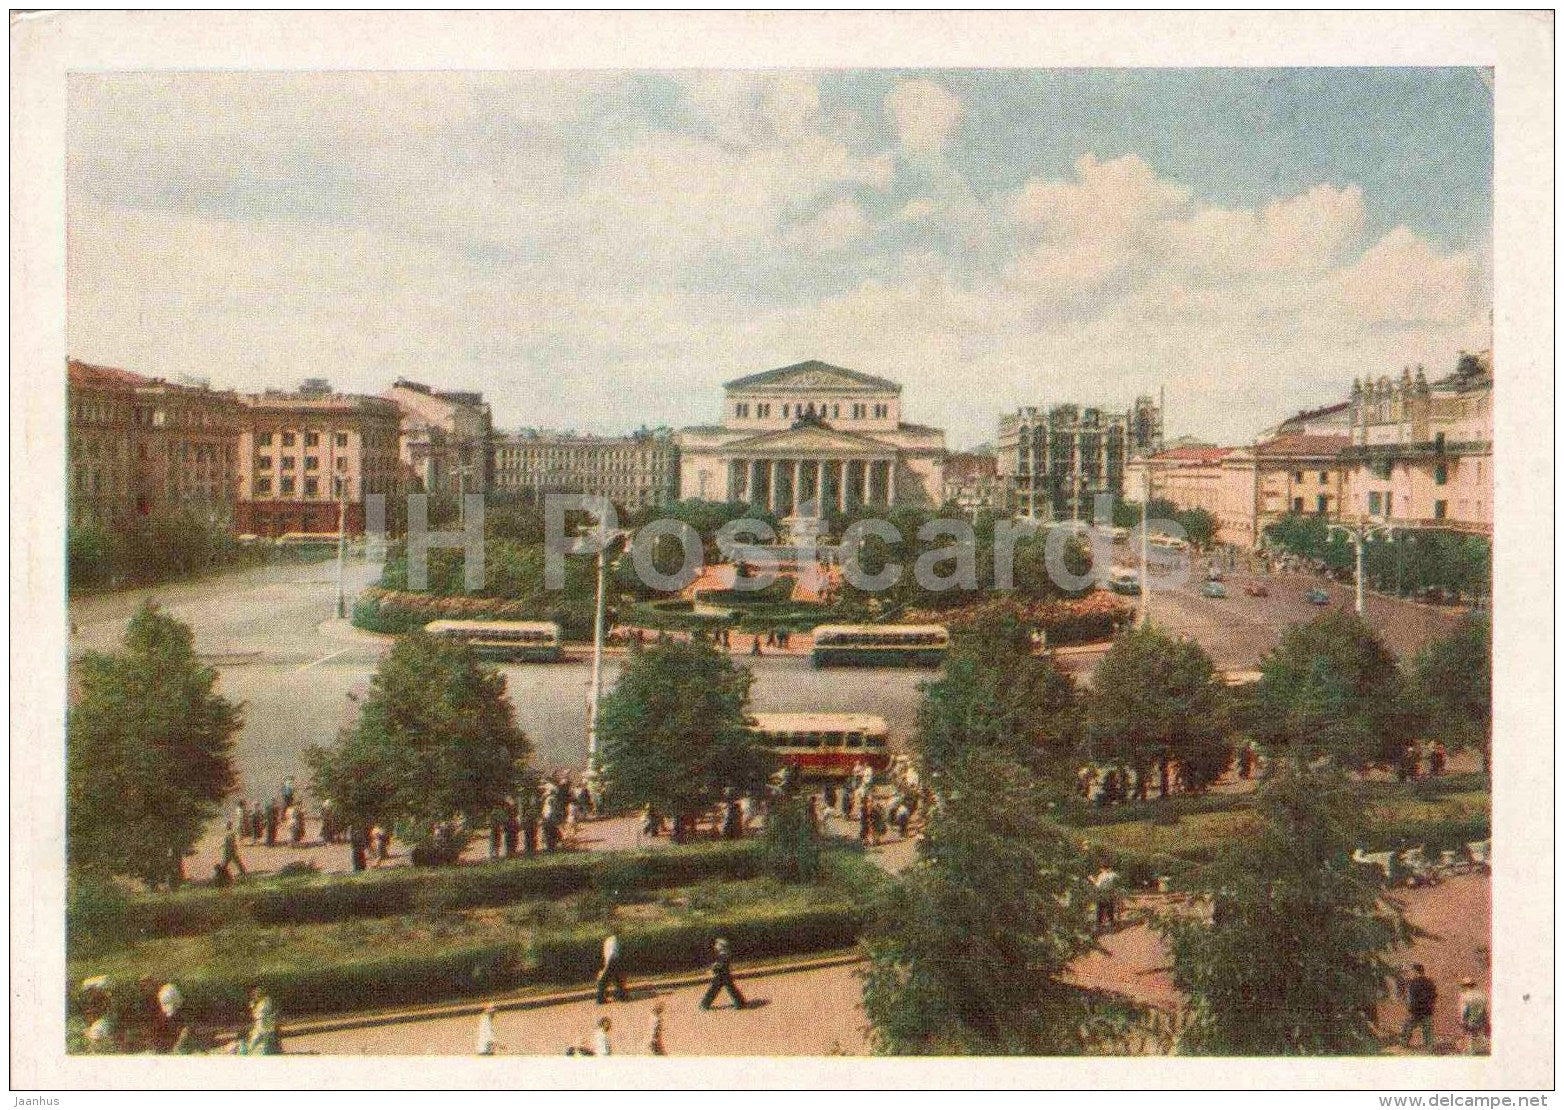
top-left (473, 934), bottom-right (748, 1056)
top-left (639, 791), bottom-right (763, 844)
top-left (1397, 739), bottom-right (1451, 782)
top-left (77, 977), bottom-right (281, 1057)
top-left (807, 761), bottom-right (922, 846)
top-left (1398, 963), bottom-right (1490, 1055)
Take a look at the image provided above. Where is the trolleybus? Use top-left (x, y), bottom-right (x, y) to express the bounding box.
top-left (423, 619), bottom-right (565, 662)
top-left (745, 712), bottom-right (891, 780)
top-left (810, 624), bottom-right (949, 668)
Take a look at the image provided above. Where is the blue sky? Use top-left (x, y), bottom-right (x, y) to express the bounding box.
top-left (67, 69), bottom-right (1491, 448)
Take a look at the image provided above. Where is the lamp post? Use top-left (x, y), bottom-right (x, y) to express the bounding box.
top-left (1139, 461), bottom-right (1152, 629)
top-left (334, 472), bottom-right (349, 619)
top-left (584, 524), bottom-right (633, 773)
top-left (1327, 519), bottom-right (1395, 616)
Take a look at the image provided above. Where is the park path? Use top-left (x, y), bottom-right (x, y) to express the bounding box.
top-left (278, 876), bottom-right (1489, 1057)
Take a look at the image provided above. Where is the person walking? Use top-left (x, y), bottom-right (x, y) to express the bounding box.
top-left (646, 1001), bottom-right (667, 1056)
top-left (592, 1016), bottom-right (613, 1057)
top-left (220, 822), bottom-right (247, 876)
top-left (1092, 866), bottom-right (1121, 930)
top-left (1458, 977), bottom-right (1490, 1055)
top-left (280, 776), bottom-right (296, 810)
top-left (264, 799), bottom-right (279, 847)
top-left (288, 803), bottom-right (305, 846)
top-left (1401, 964), bottom-right (1438, 1051)
top-left (596, 933), bottom-right (630, 1004)
top-left (700, 938), bottom-right (747, 1010)
top-left (475, 1004), bottom-right (499, 1056)
top-left (247, 987), bottom-right (280, 1055)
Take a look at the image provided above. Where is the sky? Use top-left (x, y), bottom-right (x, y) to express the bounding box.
top-left (66, 69), bottom-right (1492, 449)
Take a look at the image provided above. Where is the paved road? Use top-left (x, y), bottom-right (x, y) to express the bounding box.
top-left (67, 552), bottom-right (1466, 835)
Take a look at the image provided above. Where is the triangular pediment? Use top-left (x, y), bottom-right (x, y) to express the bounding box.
top-left (724, 360), bottom-right (901, 394)
top-left (724, 425), bottom-right (896, 455)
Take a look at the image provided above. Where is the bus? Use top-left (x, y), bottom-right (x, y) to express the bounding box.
top-left (809, 624), bottom-right (949, 668)
top-left (746, 712), bottom-right (891, 780)
top-left (423, 619), bottom-right (564, 662)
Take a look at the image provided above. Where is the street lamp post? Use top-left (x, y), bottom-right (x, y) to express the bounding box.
top-left (335, 473), bottom-right (349, 620)
top-left (1327, 519), bottom-right (1395, 616)
top-left (1139, 462), bottom-right (1152, 629)
top-left (585, 524), bottom-right (632, 773)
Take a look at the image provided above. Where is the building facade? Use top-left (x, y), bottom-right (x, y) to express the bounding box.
top-left (490, 428), bottom-right (679, 509)
top-left (996, 400), bottom-right (1157, 520)
top-left (675, 360), bottom-right (947, 514)
top-left (68, 359), bottom-right (243, 528)
top-left (384, 379), bottom-right (493, 498)
top-left (942, 451), bottom-right (1001, 514)
top-left (1341, 354), bottom-right (1493, 535)
top-left (235, 385), bottom-right (406, 537)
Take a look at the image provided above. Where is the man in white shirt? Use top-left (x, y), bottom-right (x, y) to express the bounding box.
top-left (596, 933), bottom-right (630, 1003)
top-left (475, 1004), bottom-right (498, 1055)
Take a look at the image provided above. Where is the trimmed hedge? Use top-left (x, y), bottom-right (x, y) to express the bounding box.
top-left (121, 841), bottom-right (766, 940)
top-left (115, 902), bottom-right (863, 1023)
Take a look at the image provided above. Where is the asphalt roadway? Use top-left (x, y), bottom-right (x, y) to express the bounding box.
top-left (66, 552), bottom-right (1466, 806)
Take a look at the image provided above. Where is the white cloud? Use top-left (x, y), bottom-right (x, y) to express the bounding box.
top-left (788, 198), bottom-right (869, 252)
top-left (884, 78), bottom-right (963, 156)
top-left (1333, 225), bottom-right (1482, 325)
top-left (64, 75), bottom-right (1490, 451)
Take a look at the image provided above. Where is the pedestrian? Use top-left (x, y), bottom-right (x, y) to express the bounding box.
top-left (892, 800), bottom-right (911, 839)
top-left (806, 794), bottom-right (820, 832)
top-left (476, 1004), bottom-right (499, 1056)
top-left (750, 636), bottom-right (762, 657)
top-left (593, 1016), bottom-right (613, 1057)
top-left (488, 805), bottom-right (506, 860)
top-left (1457, 977), bottom-right (1489, 1055)
top-left (857, 799), bottom-right (871, 843)
top-left (288, 803), bottom-right (305, 846)
top-left (823, 783), bottom-right (838, 814)
top-left (596, 933), bottom-right (630, 1004)
top-left (523, 810), bottom-right (540, 854)
top-left (700, 937), bottom-right (747, 1010)
top-left (1092, 866), bottom-right (1121, 930)
top-left (870, 802), bottom-right (886, 846)
top-left (1430, 741), bottom-right (1448, 778)
top-left (374, 825), bottom-right (391, 862)
top-left (646, 1001), bottom-right (667, 1056)
top-left (642, 803), bottom-right (662, 838)
top-left (247, 986), bottom-right (280, 1055)
top-left (1401, 963), bottom-right (1438, 1051)
top-left (150, 983), bottom-right (190, 1054)
top-left (722, 799), bottom-right (743, 840)
top-left (264, 799), bottom-right (279, 847)
top-left (1237, 743), bottom-right (1254, 780)
top-left (218, 821), bottom-right (247, 876)
top-left (233, 799), bottom-right (248, 841)
top-left (280, 776), bottom-right (296, 810)
top-left (841, 785), bottom-right (854, 821)
top-left (504, 804), bottom-right (520, 857)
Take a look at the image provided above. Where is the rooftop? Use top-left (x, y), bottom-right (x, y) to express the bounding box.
top-left (1254, 433), bottom-right (1352, 457)
top-left (724, 359), bottom-right (901, 393)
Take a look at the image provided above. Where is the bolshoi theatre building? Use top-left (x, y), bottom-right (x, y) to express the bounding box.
top-left (675, 360), bottom-right (947, 515)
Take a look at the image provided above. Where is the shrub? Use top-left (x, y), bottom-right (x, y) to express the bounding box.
top-left (118, 840), bottom-right (768, 940)
top-left (762, 796), bottom-right (823, 882)
top-left (67, 874), bottom-right (133, 959)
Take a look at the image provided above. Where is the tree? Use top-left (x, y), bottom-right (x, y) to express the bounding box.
top-left (68, 602), bottom-right (242, 888)
top-left (1174, 507), bottom-right (1218, 550)
top-left (1085, 626), bottom-right (1231, 797)
top-left (596, 639), bottom-right (774, 830)
top-left (1413, 612), bottom-right (1491, 771)
top-left (861, 749), bottom-right (1099, 1054)
top-left (1249, 611), bottom-right (1416, 771)
top-left (916, 601), bottom-right (1080, 777)
top-left (1159, 764), bottom-right (1409, 1054)
top-left (307, 630), bottom-right (531, 862)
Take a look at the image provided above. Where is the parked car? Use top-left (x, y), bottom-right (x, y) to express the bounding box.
top-left (1244, 582), bottom-right (1269, 598)
top-left (1201, 581), bottom-right (1227, 599)
top-left (1305, 588), bottom-right (1331, 605)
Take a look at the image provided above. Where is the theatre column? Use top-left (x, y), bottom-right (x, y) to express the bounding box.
top-left (838, 460), bottom-right (848, 512)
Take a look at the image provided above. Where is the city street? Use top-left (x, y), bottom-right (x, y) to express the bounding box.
top-left (67, 550), bottom-right (1470, 813)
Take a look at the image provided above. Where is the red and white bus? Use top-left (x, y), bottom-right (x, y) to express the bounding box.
top-left (746, 712), bottom-right (892, 780)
